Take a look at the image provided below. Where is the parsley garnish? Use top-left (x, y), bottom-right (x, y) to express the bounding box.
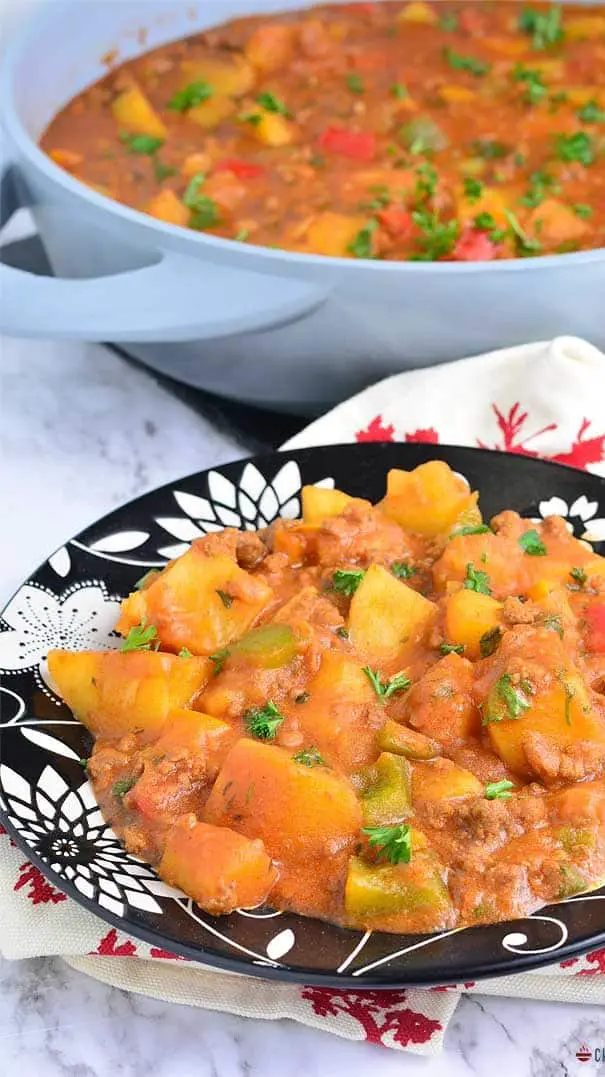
top-left (440, 642), bottom-right (465, 655)
top-left (190, 197), bottom-right (220, 229)
top-left (178, 647), bottom-right (193, 658)
top-left (570, 566), bottom-right (587, 588)
top-left (450, 524), bottom-right (490, 537)
top-left (439, 11), bottom-right (458, 31)
top-left (257, 91), bottom-right (290, 116)
top-left (209, 648), bottom-right (230, 674)
top-left (573, 203), bottom-right (593, 220)
top-left (554, 131), bottom-right (595, 166)
top-left (336, 626), bottom-right (350, 639)
top-left (168, 81), bottom-right (213, 112)
top-left (79, 757), bottom-right (89, 769)
top-left (480, 626), bottom-right (502, 658)
top-left (347, 220), bottom-right (378, 259)
top-left (518, 5), bottom-right (564, 50)
top-left (484, 673), bottom-right (532, 723)
top-left (411, 207), bottom-right (458, 261)
top-left (471, 140), bottom-right (510, 160)
top-left (216, 589), bottom-right (233, 608)
top-left (464, 563), bottom-right (492, 595)
top-left (392, 561), bottom-right (417, 579)
top-left (154, 160), bottom-right (177, 183)
top-left (183, 172), bottom-right (206, 207)
top-left (238, 110), bottom-right (262, 125)
top-left (463, 177), bottom-right (484, 204)
top-left (543, 614), bottom-right (564, 638)
top-left (416, 162), bottom-right (439, 200)
top-left (505, 209), bottom-right (542, 256)
top-left (112, 777), bottom-right (136, 800)
top-left (347, 73), bottom-right (365, 94)
top-left (518, 529), bottom-right (547, 556)
top-left (520, 169), bottom-right (560, 208)
top-left (332, 569), bottom-right (365, 597)
top-left (391, 82), bottom-right (408, 99)
top-left (134, 569), bottom-right (160, 591)
top-left (119, 133), bottom-right (164, 155)
top-left (235, 227), bottom-right (250, 241)
top-left (564, 681), bottom-right (574, 726)
top-left (293, 745), bottom-right (325, 767)
top-left (362, 823), bottom-right (412, 865)
top-left (120, 620), bottom-right (159, 653)
top-left (511, 64), bottom-right (548, 106)
top-left (362, 667), bottom-right (411, 700)
top-left (245, 700), bottom-right (285, 740)
top-left (444, 48), bottom-right (491, 77)
top-left (578, 100), bottom-right (605, 125)
top-left (485, 779), bottom-right (514, 800)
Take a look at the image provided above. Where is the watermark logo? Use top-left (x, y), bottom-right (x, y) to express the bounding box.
top-left (576, 1045), bottom-right (593, 1063)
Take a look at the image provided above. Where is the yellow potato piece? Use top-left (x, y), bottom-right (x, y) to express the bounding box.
top-left (445, 590), bottom-right (503, 660)
top-left (455, 184), bottom-right (514, 229)
top-left (527, 199), bottom-right (590, 245)
top-left (146, 189), bottom-right (189, 227)
top-left (348, 563), bottom-right (437, 666)
top-left (381, 461), bottom-right (478, 538)
top-left (252, 112), bottom-right (296, 146)
top-left (180, 56), bottom-right (256, 98)
top-left (397, 1), bottom-right (437, 24)
top-left (412, 758), bottom-right (483, 802)
top-left (301, 485), bottom-right (370, 524)
top-left (566, 15), bottom-right (605, 40)
top-left (187, 97), bottom-right (236, 130)
top-left (111, 85), bottom-right (167, 139)
top-left (439, 85), bottom-right (477, 104)
top-left (303, 212), bottom-right (368, 257)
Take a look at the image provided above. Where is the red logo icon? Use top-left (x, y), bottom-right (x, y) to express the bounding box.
top-left (576, 1045), bottom-right (592, 1063)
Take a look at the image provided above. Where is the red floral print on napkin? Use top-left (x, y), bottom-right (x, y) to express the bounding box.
top-left (300, 987), bottom-right (441, 1048)
top-left (14, 861), bottom-right (66, 905)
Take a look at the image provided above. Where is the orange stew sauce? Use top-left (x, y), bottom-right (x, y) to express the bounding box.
top-left (40, 2), bottom-right (605, 261)
top-left (48, 461), bottom-right (605, 934)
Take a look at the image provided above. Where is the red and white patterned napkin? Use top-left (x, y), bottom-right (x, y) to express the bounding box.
top-left (2, 335), bottom-right (605, 1055)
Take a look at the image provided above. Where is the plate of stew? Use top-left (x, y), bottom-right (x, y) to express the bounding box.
top-left (2, 442), bottom-right (605, 986)
top-left (40, 1), bottom-right (605, 262)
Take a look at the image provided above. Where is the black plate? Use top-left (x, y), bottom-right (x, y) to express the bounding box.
top-left (2, 443), bottom-right (605, 987)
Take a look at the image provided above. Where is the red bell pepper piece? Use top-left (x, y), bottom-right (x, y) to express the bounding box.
top-left (317, 127), bottom-right (376, 161)
top-left (453, 228), bottom-right (499, 262)
top-left (377, 208), bottom-right (415, 240)
top-left (585, 603), bottom-right (605, 652)
top-left (214, 159), bottom-right (265, 180)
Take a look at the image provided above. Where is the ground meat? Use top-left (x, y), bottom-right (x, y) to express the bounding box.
top-left (502, 597), bottom-right (542, 626)
top-left (236, 530), bottom-right (268, 570)
top-left (272, 585), bottom-right (343, 629)
top-left (314, 503), bottom-right (417, 568)
top-left (490, 510), bottom-right (527, 539)
top-left (523, 731), bottom-right (605, 784)
top-left (192, 530), bottom-right (239, 559)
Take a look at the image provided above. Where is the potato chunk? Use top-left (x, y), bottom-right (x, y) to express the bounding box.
top-left (301, 485), bottom-right (370, 523)
top-left (380, 461), bottom-right (479, 538)
top-left (445, 589), bottom-right (503, 659)
top-left (111, 84), bottom-right (167, 138)
top-left (348, 563), bottom-right (437, 667)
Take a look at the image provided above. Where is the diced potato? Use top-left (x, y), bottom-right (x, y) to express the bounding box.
top-left (180, 56), bottom-right (256, 97)
top-left (550, 780), bottom-right (605, 827)
top-left (406, 653), bottom-right (480, 742)
top-left (380, 462), bottom-right (478, 538)
top-left (245, 24), bottom-right (296, 72)
top-left (301, 484), bottom-right (370, 524)
top-left (116, 547), bottom-right (273, 656)
top-left (146, 189), bottom-right (189, 227)
top-left (111, 85), bottom-right (167, 138)
top-left (302, 212), bottom-right (368, 257)
top-left (181, 152), bottom-right (212, 177)
top-left (296, 651), bottom-right (383, 769)
top-left (445, 589), bottom-right (503, 659)
top-left (527, 198), bottom-right (590, 245)
top-left (439, 85), bottom-right (477, 104)
top-left (412, 757), bottom-right (483, 802)
top-left (252, 112), bottom-right (296, 146)
top-left (360, 752), bottom-right (412, 825)
top-left (565, 86), bottom-right (605, 107)
top-left (348, 563), bottom-right (437, 666)
top-left (187, 96), bottom-right (236, 129)
top-left (397, 1), bottom-right (438, 24)
top-left (47, 650), bottom-right (210, 740)
top-left (152, 709), bottom-right (237, 778)
top-left (524, 60), bottom-right (565, 79)
top-left (160, 817), bottom-right (277, 912)
top-left (377, 720), bottom-right (441, 760)
top-left (566, 15), bottom-right (605, 40)
top-left (482, 35), bottom-right (528, 56)
top-left (433, 532), bottom-right (525, 598)
top-left (204, 738), bottom-right (362, 863)
top-left (344, 849), bottom-right (455, 932)
top-left (49, 148), bottom-right (83, 172)
top-left (456, 184), bottom-right (514, 229)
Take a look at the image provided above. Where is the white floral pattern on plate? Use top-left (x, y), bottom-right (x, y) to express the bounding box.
top-left (538, 495), bottom-right (605, 543)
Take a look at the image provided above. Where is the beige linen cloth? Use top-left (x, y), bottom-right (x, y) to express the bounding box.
top-left (2, 335), bottom-right (605, 1055)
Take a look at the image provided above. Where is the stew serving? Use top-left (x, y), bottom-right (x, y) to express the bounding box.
top-left (40, 2), bottom-right (605, 261)
top-left (49, 461), bottom-right (605, 934)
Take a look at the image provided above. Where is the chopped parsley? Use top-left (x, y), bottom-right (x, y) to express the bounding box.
top-left (485, 779), bottom-right (514, 800)
top-left (570, 566), bottom-right (588, 588)
top-left (463, 177), bottom-right (484, 204)
top-left (244, 700), bottom-right (285, 740)
top-left (444, 48), bottom-right (491, 77)
top-left (362, 667), bottom-right (412, 700)
top-left (216, 589), bottom-right (233, 609)
top-left (518, 5), bottom-right (565, 50)
top-left (578, 100), bottom-right (605, 125)
top-left (362, 822), bottom-right (412, 865)
top-left (310, 153), bottom-right (325, 168)
top-left (178, 647), bottom-right (193, 658)
top-left (332, 568), bottom-right (365, 597)
top-left (119, 133), bottom-right (164, 155)
top-left (134, 569), bottom-right (160, 591)
top-left (168, 81), bottom-right (213, 111)
top-left (511, 64), bottom-right (548, 106)
top-left (416, 162), bottom-right (439, 200)
top-left (154, 160), bottom-right (177, 183)
top-left (463, 562), bottom-right (492, 595)
top-left (480, 626), bottom-right (502, 658)
top-left (440, 642), bottom-right (465, 655)
top-left (554, 131), bottom-right (595, 166)
top-left (347, 73), bottom-right (365, 94)
top-left (293, 745), bottom-right (325, 767)
top-left (520, 169), bottom-right (560, 208)
top-left (471, 139), bottom-right (510, 160)
top-left (336, 626), bottom-right (350, 639)
top-left (573, 203), bottom-right (593, 220)
top-left (120, 620), bottom-right (159, 653)
top-left (543, 614), bottom-right (564, 638)
top-left (518, 529), bottom-right (547, 556)
top-left (112, 777), bottom-right (136, 800)
top-left (183, 172), bottom-right (206, 208)
top-left (391, 82), bottom-right (408, 99)
top-left (257, 91), bottom-right (290, 117)
top-left (347, 219), bottom-right (378, 259)
top-left (483, 673), bottom-right (532, 724)
top-left (410, 207), bottom-right (458, 261)
top-left (238, 110), bottom-right (262, 125)
top-left (235, 227), bottom-right (250, 241)
top-left (474, 212), bottom-right (507, 243)
top-left (209, 648), bottom-right (230, 674)
top-left (451, 524), bottom-right (490, 537)
top-left (391, 561), bottom-right (417, 579)
top-left (439, 11), bottom-right (459, 31)
top-left (505, 209), bottom-right (542, 256)
top-left (564, 682), bottom-right (575, 726)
